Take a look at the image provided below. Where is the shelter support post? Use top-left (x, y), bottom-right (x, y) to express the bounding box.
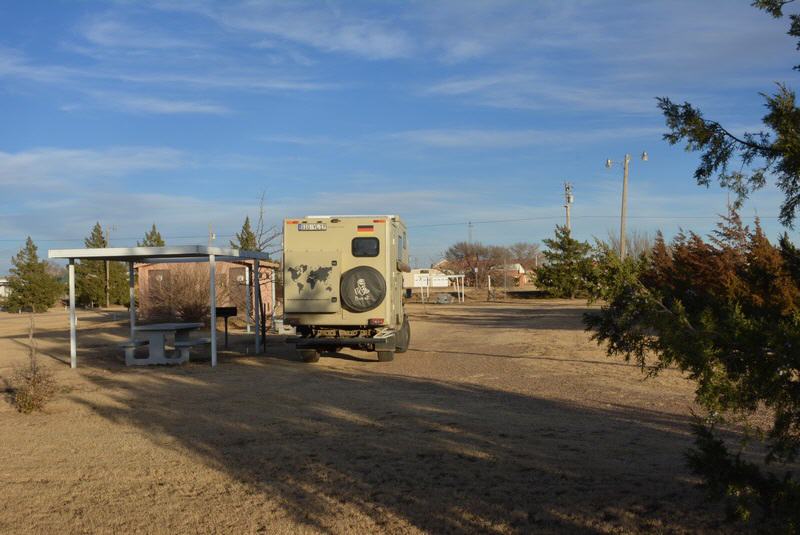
top-left (129, 262), bottom-right (135, 342)
top-left (270, 267), bottom-right (276, 334)
top-left (245, 265), bottom-right (251, 334)
top-left (254, 259), bottom-right (261, 353)
top-left (69, 259), bottom-right (77, 368)
top-left (210, 254), bottom-right (217, 367)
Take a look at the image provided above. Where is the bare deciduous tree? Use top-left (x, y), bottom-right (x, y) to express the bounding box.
top-left (145, 264), bottom-right (231, 323)
top-left (600, 229), bottom-right (655, 259)
top-left (254, 191), bottom-right (282, 255)
top-left (507, 242), bottom-right (542, 271)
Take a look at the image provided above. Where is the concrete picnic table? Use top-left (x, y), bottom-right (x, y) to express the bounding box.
top-left (135, 322), bottom-right (204, 362)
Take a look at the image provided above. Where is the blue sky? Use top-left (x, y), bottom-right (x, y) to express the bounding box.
top-left (1, 0), bottom-right (798, 271)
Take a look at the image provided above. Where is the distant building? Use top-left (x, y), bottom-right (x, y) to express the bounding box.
top-left (403, 268), bottom-right (450, 289)
top-left (0, 276), bottom-right (9, 300)
top-left (489, 263), bottom-right (529, 286)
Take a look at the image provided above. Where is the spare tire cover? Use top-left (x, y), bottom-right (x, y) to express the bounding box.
top-left (340, 266), bottom-right (386, 313)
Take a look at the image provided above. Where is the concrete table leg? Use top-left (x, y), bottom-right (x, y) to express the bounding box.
top-left (145, 332), bottom-right (167, 359)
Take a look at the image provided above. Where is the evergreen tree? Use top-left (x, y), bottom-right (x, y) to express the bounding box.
top-left (138, 223), bottom-right (165, 247)
top-left (586, 213), bottom-right (800, 528)
top-left (76, 223), bottom-right (129, 307)
top-left (535, 225), bottom-right (593, 298)
top-left (231, 216), bottom-right (258, 250)
top-left (4, 238), bottom-right (63, 312)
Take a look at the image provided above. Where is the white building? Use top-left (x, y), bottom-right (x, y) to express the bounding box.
top-left (0, 276), bottom-right (10, 300)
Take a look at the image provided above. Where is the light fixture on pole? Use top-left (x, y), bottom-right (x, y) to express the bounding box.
top-left (605, 152), bottom-right (648, 259)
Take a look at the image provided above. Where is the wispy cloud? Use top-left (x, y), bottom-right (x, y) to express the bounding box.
top-left (0, 147), bottom-right (186, 187)
top-left (214, 3), bottom-right (415, 60)
top-left (391, 126), bottom-right (663, 149)
top-left (110, 70), bottom-right (330, 92)
top-left (92, 92), bottom-right (231, 115)
top-left (80, 16), bottom-right (203, 50)
top-left (424, 73), bottom-right (657, 113)
top-left (0, 47), bottom-right (78, 83)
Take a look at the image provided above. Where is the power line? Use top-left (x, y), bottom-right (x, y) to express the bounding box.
top-left (407, 214), bottom-right (780, 229)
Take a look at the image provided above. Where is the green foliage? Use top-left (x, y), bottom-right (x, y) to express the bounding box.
top-left (585, 213), bottom-right (800, 525)
top-left (75, 222), bottom-right (129, 307)
top-left (536, 225), bottom-right (593, 298)
top-left (658, 5), bottom-right (800, 226)
top-left (231, 216), bottom-right (258, 251)
top-left (138, 223), bottom-right (165, 247)
top-left (5, 237), bottom-right (63, 313)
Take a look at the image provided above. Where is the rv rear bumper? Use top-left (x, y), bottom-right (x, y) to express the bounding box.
top-left (291, 330), bottom-right (396, 350)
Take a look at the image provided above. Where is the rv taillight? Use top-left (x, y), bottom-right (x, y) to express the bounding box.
top-left (368, 318), bottom-right (384, 326)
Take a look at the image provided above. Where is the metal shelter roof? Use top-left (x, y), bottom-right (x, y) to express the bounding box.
top-left (48, 245), bottom-right (271, 263)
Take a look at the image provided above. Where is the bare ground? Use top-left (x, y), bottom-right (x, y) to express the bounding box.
top-left (0, 300), bottom-right (737, 534)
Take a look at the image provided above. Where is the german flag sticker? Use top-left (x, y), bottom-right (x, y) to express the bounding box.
top-left (357, 225), bottom-right (374, 232)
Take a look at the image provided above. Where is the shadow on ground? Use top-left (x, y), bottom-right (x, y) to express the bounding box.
top-left (70, 354), bottom-right (729, 534)
top-left (416, 305), bottom-right (594, 331)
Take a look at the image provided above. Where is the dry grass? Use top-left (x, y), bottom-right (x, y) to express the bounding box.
top-left (0, 301), bottom-right (740, 533)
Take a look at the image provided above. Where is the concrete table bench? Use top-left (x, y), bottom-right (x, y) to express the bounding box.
top-left (174, 337), bottom-right (211, 361)
top-left (120, 339), bottom-right (149, 365)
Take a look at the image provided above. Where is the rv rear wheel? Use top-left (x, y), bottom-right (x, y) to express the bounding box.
top-left (299, 349), bottom-right (320, 363)
top-left (377, 350), bottom-right (394, 362)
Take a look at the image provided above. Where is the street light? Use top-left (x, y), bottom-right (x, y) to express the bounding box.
top-left (564, 182), bottom-right (574, 231)
top-left (605, 152), bottom-right (648, 259)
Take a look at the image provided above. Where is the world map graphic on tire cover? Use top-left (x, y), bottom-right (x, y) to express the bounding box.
top-left (340, 266), bottom-right (386, 313)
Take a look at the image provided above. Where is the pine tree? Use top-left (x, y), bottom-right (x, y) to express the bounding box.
top-left (5, 237), bottom-right (63, 312)
top-left (76, 223), bottom-right (130, 307)
top-left (535, 225), bottom-right (593, 298)
top-left (138, 223), bottom-right (165, 247)
top-left (231, 216), bottom-right (258, 250)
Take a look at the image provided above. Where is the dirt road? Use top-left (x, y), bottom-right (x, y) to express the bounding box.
top-left (0, 301), bottom-right (730, 534)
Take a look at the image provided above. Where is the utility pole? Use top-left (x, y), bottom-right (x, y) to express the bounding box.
top-left (606, 152), bottom-right (647, 260)
top-left (619, 155), bottom-right (630, 260)
top-left (467, 221), bottom-right (473, 244)
top-left (563, 182), bottom-right (574, 231)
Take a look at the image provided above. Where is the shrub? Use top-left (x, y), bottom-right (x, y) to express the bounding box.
top-left (13, 316), bottom-right (56, 414)
top-left (144, 264), bottom-right (230, 322)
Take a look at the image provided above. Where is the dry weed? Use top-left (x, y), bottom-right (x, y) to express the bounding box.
top-left (13, 315), bottom-right (56, 413)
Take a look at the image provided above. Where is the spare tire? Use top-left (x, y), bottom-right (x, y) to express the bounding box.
top-left (340, 266), bottom-right (386, 313)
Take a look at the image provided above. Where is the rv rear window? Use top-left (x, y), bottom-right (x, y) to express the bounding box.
top-left (352, 237), bottom-right (379, 257)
